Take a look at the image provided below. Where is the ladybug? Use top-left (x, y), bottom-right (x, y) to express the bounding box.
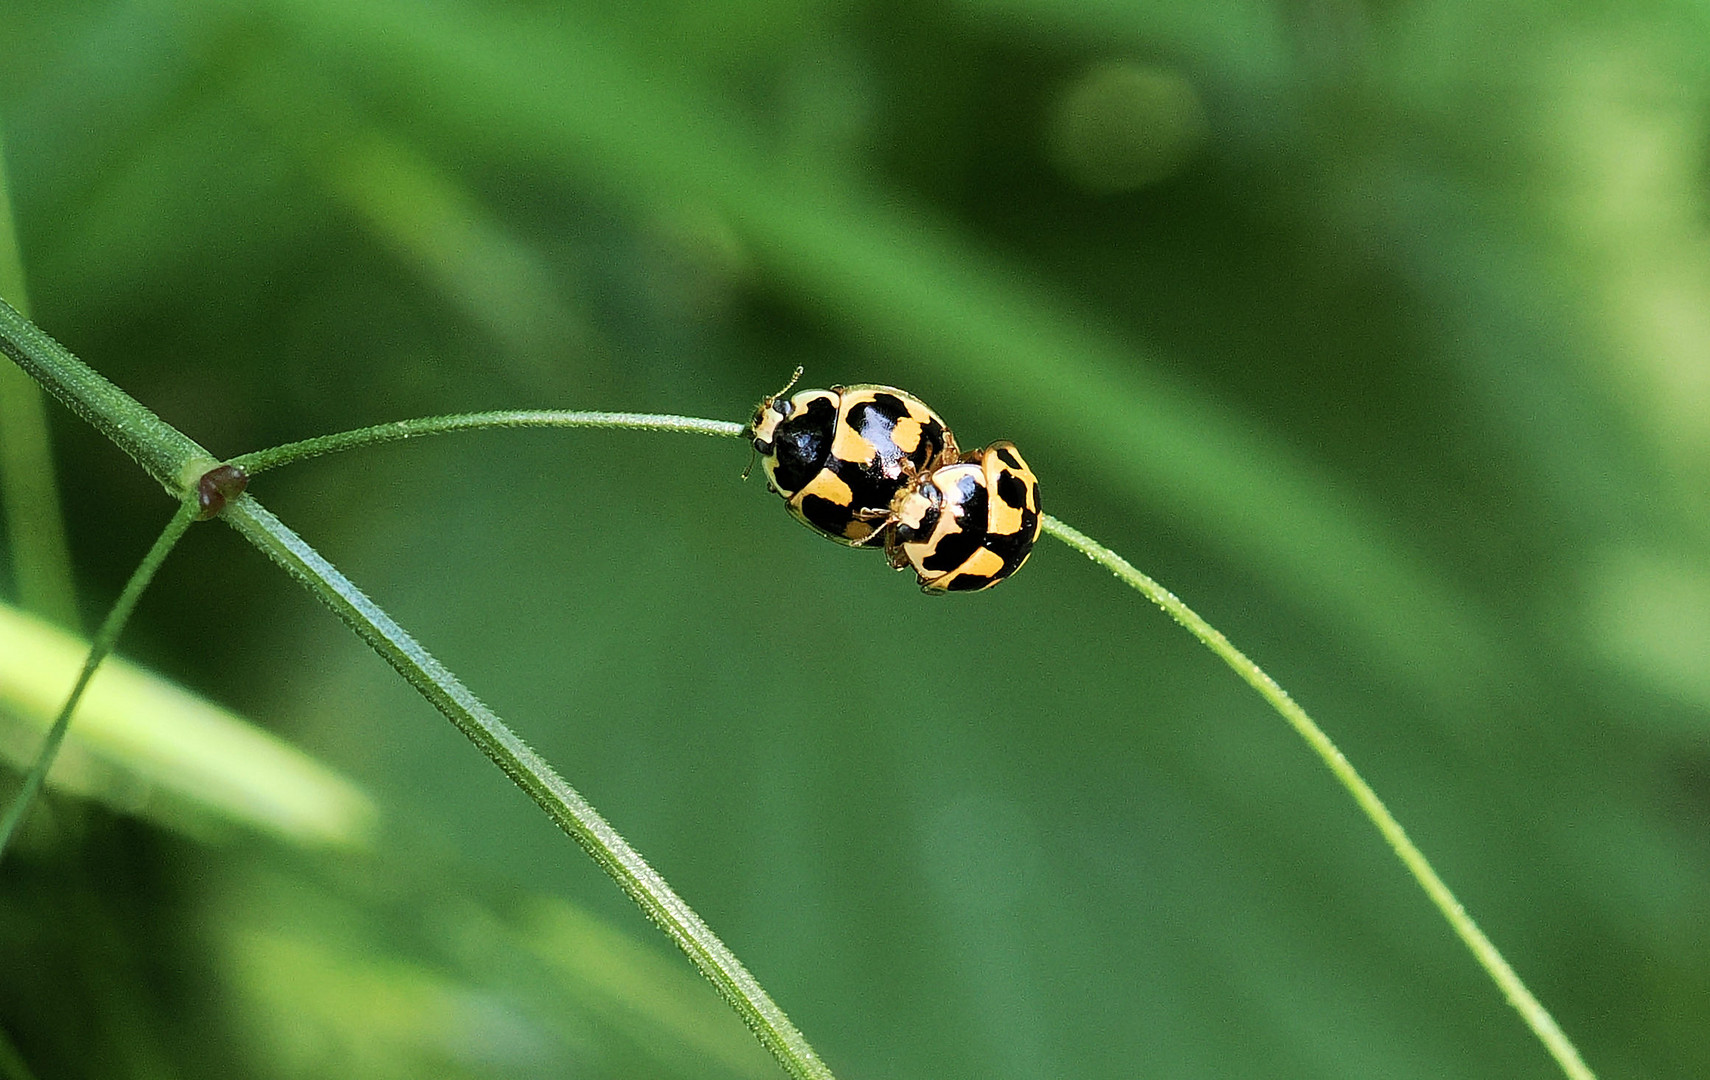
top-left (748, 369), bottom-right (958, 546)
top-left (887, 441), bottom-right (1042, 592)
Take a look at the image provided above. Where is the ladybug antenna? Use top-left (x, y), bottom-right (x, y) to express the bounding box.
top-left (772, 365), bottom-right (804, 401)
top-left (746, 366), bottom-right (804, 479)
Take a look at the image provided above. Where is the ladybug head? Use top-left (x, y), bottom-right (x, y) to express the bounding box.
top-left (747, 366), bottom-right (804, 450)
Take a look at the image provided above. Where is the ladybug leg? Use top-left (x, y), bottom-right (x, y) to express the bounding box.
top-left (849, 508), bottom-right (895, 547)
top-left (882, 528), bottom-right (910, 570)
top-left (895, 451), bottom-right (933, 489)
top-left (936, 427), bottom-right (962, 468)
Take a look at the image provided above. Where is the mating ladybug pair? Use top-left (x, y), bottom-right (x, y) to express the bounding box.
top-left (747, 371), bottom-right (1041, 592)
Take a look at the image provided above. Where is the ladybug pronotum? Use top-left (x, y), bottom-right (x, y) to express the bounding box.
top-left (748, 371), bottom-right (957, 546)
top-left (887, 441), bottom-right (1042, 592)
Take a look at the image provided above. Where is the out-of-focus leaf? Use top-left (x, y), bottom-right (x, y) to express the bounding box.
top-left (1585, 547), bottom-right (1710, 725)
top-left (224, 924), bottom-right (552, 1079)
top-left (0, 600), bottom-right (375, 846)
top-left (218, 861), bottom-right (786, 1080)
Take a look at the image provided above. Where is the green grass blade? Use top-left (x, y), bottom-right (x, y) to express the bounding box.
top-left (0, 298), bottom-right (214, 497)
top-left (0, 598), bottom-right (376, 846)
top-left (0, 128), bottom-right (78, 629)
top-left (0, 365), bottom-right (75, 625)
top-left (0, 504), bottom-right (196, 862)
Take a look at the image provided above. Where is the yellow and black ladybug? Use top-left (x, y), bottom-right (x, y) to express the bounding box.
top-left (748, 371), bottom-right (958, 546)
top-left (886, 441), bottom-right (1042, 592)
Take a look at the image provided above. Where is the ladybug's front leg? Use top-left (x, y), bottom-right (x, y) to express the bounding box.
top-left (881, 529), bottom-right (911, 571)
top-left (848, 507), bottom-right (895, 550)
top-left (934, 427), bottom-right (962, 468)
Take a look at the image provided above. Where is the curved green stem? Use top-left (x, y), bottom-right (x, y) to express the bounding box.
top-left (231, 411), bottom-right (745, 474)
top-left (0, 502), bottom-right (198, 863)
top-left (1040, 513), bottom-right (1594, 1080)
top-left (0, 300), bottom-right (214, 497)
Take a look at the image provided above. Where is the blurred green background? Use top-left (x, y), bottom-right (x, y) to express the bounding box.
top-left (2, 0), bottom-right (1708, 1076)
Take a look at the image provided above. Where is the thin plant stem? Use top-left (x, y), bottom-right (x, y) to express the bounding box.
top-left (1039, 513), bottom-right (1594, 1080)
top-left (0, 503), bottom-right (198, 863)
top-left (231, 410), bottom-right (744, 474)
top-left (0, 129), bottom-right (79, 628)
top-left (219, 495), bottom-right (834, 1080)
top-left (0, 299), bottom-right (216, 496)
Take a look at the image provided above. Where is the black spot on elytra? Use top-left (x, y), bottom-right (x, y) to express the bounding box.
top-left (799, 493), bottom-right (854, 535)
top-left (770, 396), bottom-right (836, 494)
top-left (948, 471), bottom-right (984, 519)
top-left (921, 476), bottom-right (987, 572)
top-left (852, 393), bottom-right (912, 429)
top-left (995, 446), bottom-right (1022, 469)
top-left (995, 471), bottom-right (1027, 509)
top-left (984, 508), bottom-right (1038, 574)
top-left (832, 396), bottom-right (945, 511)
top-left (845, 396), bottom-right (907, 464)
top-left (922, 528), bottom-right (983, 573)
top-left (845, 394), bottom-right (946, 475)
top-left (831, 455), bottom-right (903, 513)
